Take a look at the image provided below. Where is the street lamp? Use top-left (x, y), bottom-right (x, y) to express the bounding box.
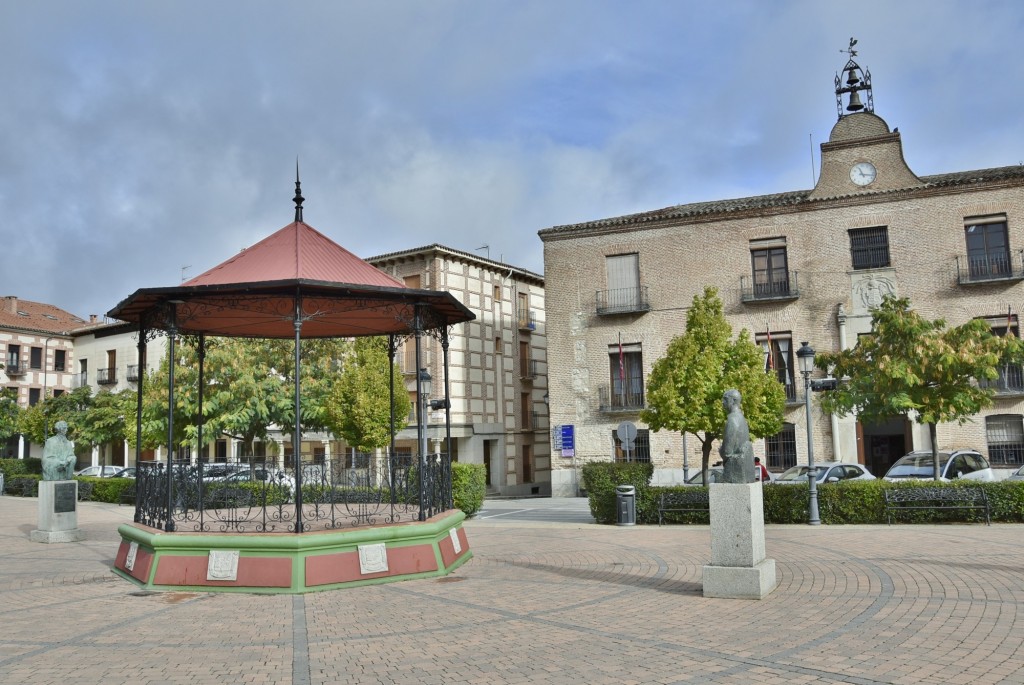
top-left (417, 368), bottom-right (432, 458)
top-left (796, 341), bottom-right (821, 525)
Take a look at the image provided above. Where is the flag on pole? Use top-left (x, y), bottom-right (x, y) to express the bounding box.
top-left (1006, 306), bottom-right (1014, 337)
top-left (765, 327), bottom-right (774, 371)
top-left (618, 333), bottom-right (626, 384)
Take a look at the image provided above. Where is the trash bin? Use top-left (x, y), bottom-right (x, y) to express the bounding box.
top-left (615, 485), bottom-right (636, 526)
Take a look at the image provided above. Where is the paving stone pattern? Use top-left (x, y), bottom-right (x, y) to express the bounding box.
top-left (0, 496), bottom-right (1022, 684)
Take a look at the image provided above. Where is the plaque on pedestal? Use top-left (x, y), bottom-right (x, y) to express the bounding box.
top-left (31, 480), bottom-right (85, 544)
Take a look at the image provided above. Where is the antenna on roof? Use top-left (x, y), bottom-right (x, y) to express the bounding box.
top-left (181, 265), bottom-right (191, 282)
top-left (475, 244), bottom-right (490, 260)
top-left (293, 158), bottom-right (304, 223)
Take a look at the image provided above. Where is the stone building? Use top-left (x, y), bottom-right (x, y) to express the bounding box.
top-left (0, 296), bottom-right (82, 458)
top-left (539, 49), bottom-right (1024, 495)
top-left (367, 244), bottom-right (550, 496)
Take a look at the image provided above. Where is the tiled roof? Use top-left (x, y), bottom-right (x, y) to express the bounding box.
top-left (539, 164), bottom-right (1024, 237)
top-left (184, 221), bottom-right (404, 289)
top-left (366, 243), bottom-right (544, 283)
top-left (0, 296), bottom-right (86, 335)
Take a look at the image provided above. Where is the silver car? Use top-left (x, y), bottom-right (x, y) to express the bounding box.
top-left (883, 449), bottom-right (995, 482)
top-left (684, 466), bottom-right (774, 485)
top-left (774, 461), bottom-right (875, 485)
top-left (73, 465), bottom-right (122, 478)
top-left (1004, 464), bottom-right (1024, 481)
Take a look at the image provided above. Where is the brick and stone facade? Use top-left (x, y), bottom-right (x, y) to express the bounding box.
top-left (540, 93), bottom-right (1024, 495)
top-left (367, 244), bottom-right (549, 496)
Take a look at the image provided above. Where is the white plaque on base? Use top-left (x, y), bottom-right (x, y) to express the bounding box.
top-left (207, 550), bottom-right (240, 581)
top-left (358, 543), bottom-right (389, 574)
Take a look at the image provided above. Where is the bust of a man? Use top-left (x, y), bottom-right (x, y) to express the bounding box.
top-left (42, 421), bottom-right (76, 481)
top-left (719, 389), bottom-right (756, 484)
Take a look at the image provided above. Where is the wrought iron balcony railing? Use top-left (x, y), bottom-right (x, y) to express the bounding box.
top-left (96, 367), bottom-right (117, 385)
top-left (517, 309), bottom-right (537, 330)
top-left (978, 363), bottom-right (1024, 395)
top-left (520, 358), bottom-right (538, 379)
top-left (531, 410), bottom-right (546, 431)
top-left (126, 364), bottom-right (140, 382)
top-left (740, 271), bottom-right (800, 302)
top-left (596, 286), bottom-right (651, 315)
top-left (956, 251), bottom-right (1024, 285)
top-left (72, 372), bottom-right (88, 389)
top-left (4, 359), bottom-right (27, 376)
top-left (598, 384), bottom-right (645, 412)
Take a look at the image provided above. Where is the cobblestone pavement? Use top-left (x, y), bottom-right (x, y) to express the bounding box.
top-left (1, 495), bottom-right (1022, 684)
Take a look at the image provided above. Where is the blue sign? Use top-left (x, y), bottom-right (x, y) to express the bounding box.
top-left (560, 425), bottom-right (575, 457)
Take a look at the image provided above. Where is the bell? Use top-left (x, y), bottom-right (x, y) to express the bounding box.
top-left (846, 67), bottom-right (860, 86)
top-left (846, 90), bottom-right (864, 112)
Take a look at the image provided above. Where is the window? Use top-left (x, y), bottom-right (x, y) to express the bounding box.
top-left (519, 341), bottom-right (531, 378)
top-left (522, 445), bottom-right (533, 482)
top-left (54, 350), bottom-right (66, 372)
top-left (607, 343), bottom-right (644, 409)
top-left (965, 218), bottom-right (1010, 278)
top-left (849, 226), bottom-right (890, 269)
top-left (978, 314), bottom-right (1023, 392)
top-left (613, 427), bottom-right (650, 462)
top-left (757, 333), bottom-right (795, 401)
top-left (766, 423), bottom-right (797, 470)
top-left (986, 415), bottom-right (1024, 466)
top-left (5, 344), bottom-right (19, 368)
top-left (517, 292), bottom-right (532, 329)
top-left (598, 253), bottom-right (647, 313)
top-left (520, 392), bottom-right (531, 429)
top-left (29, 388), bottom-right (41, 406)
top-left (30, 347), bottom-right (42, 369)
top-left (749, 238), bottom-right (791, 297)
top-left (53, 389), bottom-right (64, 398)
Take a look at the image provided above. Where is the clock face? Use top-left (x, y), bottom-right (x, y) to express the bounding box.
top-left (850, 161), bottom-right (877, 186)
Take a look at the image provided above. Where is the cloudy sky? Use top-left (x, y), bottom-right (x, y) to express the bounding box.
top-left (2, 0), bottom-right (1023, 321)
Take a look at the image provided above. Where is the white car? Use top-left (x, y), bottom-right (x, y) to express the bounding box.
top-left (684, 466), bottom-right (774, 485)
top-left (883, 450), bottom-right (995, 482)
top-left (1007, 464), bottom-right (1024, 482)
top-left (774, 462), bottom-right (875, 485)
top-left (73, 465), bottom-right (122, 478)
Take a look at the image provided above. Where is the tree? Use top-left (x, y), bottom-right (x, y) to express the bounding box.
top-left (324, 336), bottom-right (410, 452)
top-left (0, 388), bottom-right (22, 445)
top-left (817, 296), bottom-right (1018, 480)
top-left (640, 287), bottom-right (785, 484)
top-left (19, 387), bottom-right (93, 445)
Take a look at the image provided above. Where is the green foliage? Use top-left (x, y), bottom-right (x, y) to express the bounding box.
top-left (5, 475), bottom-right (40, 497)
top-left (79, 476), bottom-right (135, 504)
top-left (817, 296), bottom-right (1015, 480)
top-left (0, 457), bottom-right (42, 477)
top-left (640, 286), bottom-right (785, 482)
top-left (325, 337), bottom-right (410, 450)
top-left (0, 388), bottom-right (22, 442)
top-left (452, 462), bottom-right (486, 516)
top-left (18, 387), bottom-right (93, 444)
top-left (78, 389), bottom-right (135, 447)
top-left (581, 461), bottom-right (655, 524)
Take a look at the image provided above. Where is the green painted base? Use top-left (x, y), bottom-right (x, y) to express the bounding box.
top-left (112, 509), bottom-right (472, 594)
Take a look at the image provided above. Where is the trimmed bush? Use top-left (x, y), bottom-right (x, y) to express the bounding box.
top-left (79, 477), bottom-right (135, 504)
top-left (0, 458), bottom-right (42, 478)
top-left (453, 462), bottom-right (485, 517)
top-left (581, 461), bottom-right (655, 524)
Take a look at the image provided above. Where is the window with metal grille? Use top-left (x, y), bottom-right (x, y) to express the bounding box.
top-left (766, 423), bottom-right (797, 470)
top-left (986, 414), bottom-right (1024, 466)
top-left (756, 333), bottom-right (796, 401)
top-left (608, 344), bottom-right (644, 408)
top-left (965, 218), bottom-right (1010, 278)
top-left (849, 226), bottom-right (890, 269)
top-left (613, 428), bottom-right (650, 463)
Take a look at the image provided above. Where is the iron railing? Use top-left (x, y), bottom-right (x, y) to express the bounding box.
top-left (978, 364), bottom-right (1024, 394)
top-left (517, 309), bottom-right (536, 330)
top-left (133, 452), bottom-right (453, 533)
top-left (595, 286), bottom-right (651, 315)
top-left (4, 359), bottom-right (26, 376)
top-left (520, 358), bottom-right (538, 379)
top-left (956, 251), bottom-right (1024, 284)
top-left (126, 364), bottom-right (140, 382)
top-left (71, 371), bottom-right (88, 388)
top-left (96, 367), bottom-right (117, 385)
top-left (598, 384), bottom-right (645, 411)
top-left (740, 271), bottom-right (800, 302)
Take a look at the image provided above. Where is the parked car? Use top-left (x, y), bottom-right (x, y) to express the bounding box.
top-left (222, 467), bottom-right (295, 492)
top-left (1007, 464), bottom-right (1024, 482)
top-left (883, 449), bottom-right (995, 482)
top-left (773, 461), bottom-right (875, 485)
top-left (683, 466), bottom-right (774, 485)
top-left (73, 465), bottom-right (122, 478)
top-left (111, 467), bottom-right (136, 478)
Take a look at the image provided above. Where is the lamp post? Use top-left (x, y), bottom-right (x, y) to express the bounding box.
top-left (796, 341), bottom-right (821, 525)
top-left (417, 368), bottom-right (432, 459)
top-left (42, 336), bottom-right (53, 441)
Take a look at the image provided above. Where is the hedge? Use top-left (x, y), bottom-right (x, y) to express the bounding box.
top-left (581, 462), bottom-right (1024, 525)
top-left (453, 462), bottom-right (486, 517)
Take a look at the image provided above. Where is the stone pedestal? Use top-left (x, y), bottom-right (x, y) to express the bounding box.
top-left (31, 480), bottom-right (85, 543)
top-left (702, 483), bottom-right (776, 599)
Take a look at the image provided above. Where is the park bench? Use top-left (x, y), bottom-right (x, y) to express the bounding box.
top-left (658, 489), bottom-right (710, 525)
top-left (883, 486), bottom-right (990, 525)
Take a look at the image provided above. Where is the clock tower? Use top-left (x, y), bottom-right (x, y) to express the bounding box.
top-left (808, 39), bottom-right (924, 200)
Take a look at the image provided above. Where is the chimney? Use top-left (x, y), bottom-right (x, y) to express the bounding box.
top-left (5, 296), bottom-right (15, 315)
top-left (89, 314), bottom-right (98, 324)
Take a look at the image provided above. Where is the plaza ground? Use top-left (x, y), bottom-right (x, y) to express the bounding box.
top-left (0, 495), bottom-right (1021, 684)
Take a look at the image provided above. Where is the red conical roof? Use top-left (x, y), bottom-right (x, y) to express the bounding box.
top-left (184, 221), bottom-right (404, 288)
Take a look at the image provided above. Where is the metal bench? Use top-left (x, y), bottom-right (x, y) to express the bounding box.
top-left (883, 486), bottom-right (990, 525)
top-left (657, 490), bottom-right (710, 525)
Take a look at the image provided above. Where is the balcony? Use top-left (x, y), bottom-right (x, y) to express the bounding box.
top-left (126, 364), bottom-right (140, 382)
top-left (530, 410), bottom-right (546, 431)
top-left (517, 310), bottom-right (536, 331)
top-left (956, 251), bottom-right (1024, 285)
top-left (740, 272), bottom-right (800, 303)
top-left (96, 367), bottom-right (117, 385)
top-left (598, 384), bottom-right (645, 412)
top-left (4, 359), bottom-right (27, 376)
top-left (596, 286), bottom-right (651, 316)
top-left (72, 372), bottom-right (88, 389)
top-left (520, 358), bottom-right (539, 380)
top-left (978, 363), bottom-right (1024, 396)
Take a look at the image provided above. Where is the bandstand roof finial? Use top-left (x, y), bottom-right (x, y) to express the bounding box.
top-left (293, 159), bottom-right (305, 223)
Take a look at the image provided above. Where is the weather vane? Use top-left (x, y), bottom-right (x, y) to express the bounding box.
top-left (841, 37), bottom-right (858, 58)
